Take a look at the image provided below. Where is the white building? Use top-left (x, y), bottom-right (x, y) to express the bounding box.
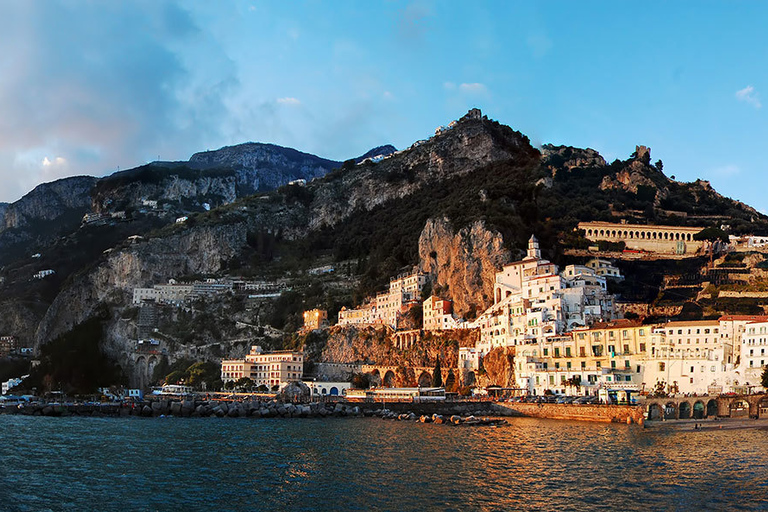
top-left (339, 270), bottom-right (427, 329)
top-left (474, 236), bottom-right (616, 355)
top-left (738, 321), bottom-right (768, 391)
top-left (645, 320), bottom-right (736, 395)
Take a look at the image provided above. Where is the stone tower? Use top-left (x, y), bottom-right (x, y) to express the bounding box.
top-left (526, 235), bottom-right (541, 260)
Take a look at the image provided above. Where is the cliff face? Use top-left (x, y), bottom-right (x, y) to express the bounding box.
top-left (418, 217), bottom-right (510, 318)
top-left (35, 222), bottom-right (248, 347)
top-left (0, 176), bottom-right (96, 231)
top-left (477, 346), bottom-right (515, 388)
top-left (0, 176), bottom-right (97, 262)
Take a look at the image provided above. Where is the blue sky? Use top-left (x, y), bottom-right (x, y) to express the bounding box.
top-left (1, 1), bottom-right (766, 214)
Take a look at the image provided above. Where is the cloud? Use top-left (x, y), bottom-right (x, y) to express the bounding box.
top-left (0, 1), bottom-right (239, 202)
top-left (459, 83), bottom-right (488, 95)
top-left (710, 164), bottom-right (740, 177)
top-left (277, 97), bottom-right (301, 106)
top-left (735, 85), bottom-right (761, 108)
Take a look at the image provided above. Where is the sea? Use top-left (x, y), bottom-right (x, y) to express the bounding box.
top-left (0, 415), bottom-right (766, 512)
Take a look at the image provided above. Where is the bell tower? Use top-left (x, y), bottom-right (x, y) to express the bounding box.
top-left (527, 235), bottom-right (541, 260)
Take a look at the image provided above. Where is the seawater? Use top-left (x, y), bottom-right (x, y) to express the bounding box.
top-left (0, 416), bottom-right (766, 512)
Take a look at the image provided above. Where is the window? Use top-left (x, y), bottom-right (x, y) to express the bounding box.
top-left (659, 362), bottom-right (665, 371)
top-left (625, 360), bottom-right (630, 369)
top-left (581, 361), bottom-right (586, 369)
top-left (639, 343), bottom-right (646, 352)
top-left (596, 361), bottom-right (602, 369)
top-left (580, 347), bottom-right (586, 357)
top-left (611, 361), bottom-right (616, 368)
top-left (608, 345), bottom-right (616, 356)
top-left (554, 348), bottom-right (560, 357)
top-left (566, 347), bottom-right (572, 357)
top-left (567, 362), bottom-right (572, 370)
top-left (543, 348), bottom-right (548, 356)
top-left (623, 344), bottom-right (630, 354)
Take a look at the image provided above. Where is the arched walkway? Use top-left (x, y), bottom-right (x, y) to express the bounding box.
top-left (693, 400), bottom-right (705, 419)
top-left (678, 401), bottom-right (691, 419)
top-left (706, 399), bottom-right (718, 417)
top-left (369, 369), bottom-right (382, 387)
top-left (664, 402), bottom-right (677, 420)
top-left (417, 371), bottom-right (432, 387)
top-left (648, 403), bottom-right (663, 421)
top-left (383, 370), bottom-right (396, 388)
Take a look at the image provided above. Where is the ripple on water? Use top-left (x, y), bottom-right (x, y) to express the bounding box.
top-left (0, 416), bottom-right (766, 511)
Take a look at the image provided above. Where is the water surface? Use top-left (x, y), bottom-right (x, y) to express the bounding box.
top-left (0, 416), bottom-right (766, 511)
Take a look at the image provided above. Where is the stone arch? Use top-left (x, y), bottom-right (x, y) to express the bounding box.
top-left (706, 399), bottom-right (718, 417)
top-left (678, 401), bottom-right (691, 419)
top-left (465, 371), bottom-right (476, 387)
top-left (587, 229), bottom-right (593, 236)
top-left (330, 386), bottom-right (339, 396)
top-left (418, 371), bottom-right (432, 387)
top-left (664, 402), bottom-right (678, 420)
top-left (136, 356), bottom-right (147, 390)
top-left (611, 230), bottom-right (616, 237)
top-left (648, 403), bottom-right (663, 421)
top-left (383, 370), bottom-right (396, 387)
top-left (693, 400), bottom-right (705, 419)
top-left (147, 356), bottom-right (158, 384)
top-left (629, 231), bottom-right (634, 239)
top-left (369, 370), bottom-right (382, 387)
top-left (445, 369), bottom-right (456, 390)
top-left (730, 399), bottom-right (750, 418)
top-left (687, 233), bottom-right (692, 241)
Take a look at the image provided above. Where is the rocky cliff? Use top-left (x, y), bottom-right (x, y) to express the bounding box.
top-left (418, 217), bottom-right (511, 318)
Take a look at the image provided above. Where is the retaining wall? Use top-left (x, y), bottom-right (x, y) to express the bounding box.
top-left (495, 402), bottom-right (645, 424)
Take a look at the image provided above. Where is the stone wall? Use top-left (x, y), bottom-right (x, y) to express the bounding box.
top-left (495, 402), bottom-right (644, 424)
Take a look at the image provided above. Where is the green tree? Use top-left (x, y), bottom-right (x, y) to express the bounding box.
top-left (432, 358), bottom-right (443, 387)
top-left (693, 226), bottom-right (729, 244)
top-left (234, 377), bottom-right (254, 391)
top-left (761, 366), bottom-right (768, 389)
top-left (165, 370), bottom-right (186, 385)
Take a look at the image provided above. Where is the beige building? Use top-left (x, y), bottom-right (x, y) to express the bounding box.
top-left (515, 320), bottom-right (651, 395)
top-left (578, 221), bottom-right (705, 254)
top-left (423, 296), bottom-right (458, 331)
top-left (221, 346), bottom-right (304, 390)
top-left (338, 270), bottom-right (427, 329)
top-left (303, 309), bottom-right (328, 330)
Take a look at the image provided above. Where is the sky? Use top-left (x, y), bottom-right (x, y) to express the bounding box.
top-left (1, 1), bottom-right (766, 213)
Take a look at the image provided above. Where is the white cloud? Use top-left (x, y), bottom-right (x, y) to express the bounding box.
top-left (710, 164), bottom-right (740, 177)
top-left (277, 97), bottom-right (301, 106)
top-left (736, 85), bottom-right (761, 108)
top-left (459, 82), bottom-right (488, 95)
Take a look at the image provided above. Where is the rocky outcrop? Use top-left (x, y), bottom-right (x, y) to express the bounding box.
top-left (599, 164), bottom-right (660, 195)
top-left (0, 176), bottom-right (96, 232)
top-left (541, 144), bottom-right (606, 171)
top-left (418, 217), bottom-right (510, 318)
top-left (477, 346), bottom-right (515, 388)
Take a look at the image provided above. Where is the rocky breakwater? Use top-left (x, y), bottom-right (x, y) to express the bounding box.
top-left (123, 398), bottom-right (366, 419)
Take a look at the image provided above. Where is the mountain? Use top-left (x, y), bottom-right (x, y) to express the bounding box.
top-left (3, 108), bottom-right (768, 393)
top-left (354, 144), bottom-right (397, 163)
top-left (0, 176), bottom-right (98, 262)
